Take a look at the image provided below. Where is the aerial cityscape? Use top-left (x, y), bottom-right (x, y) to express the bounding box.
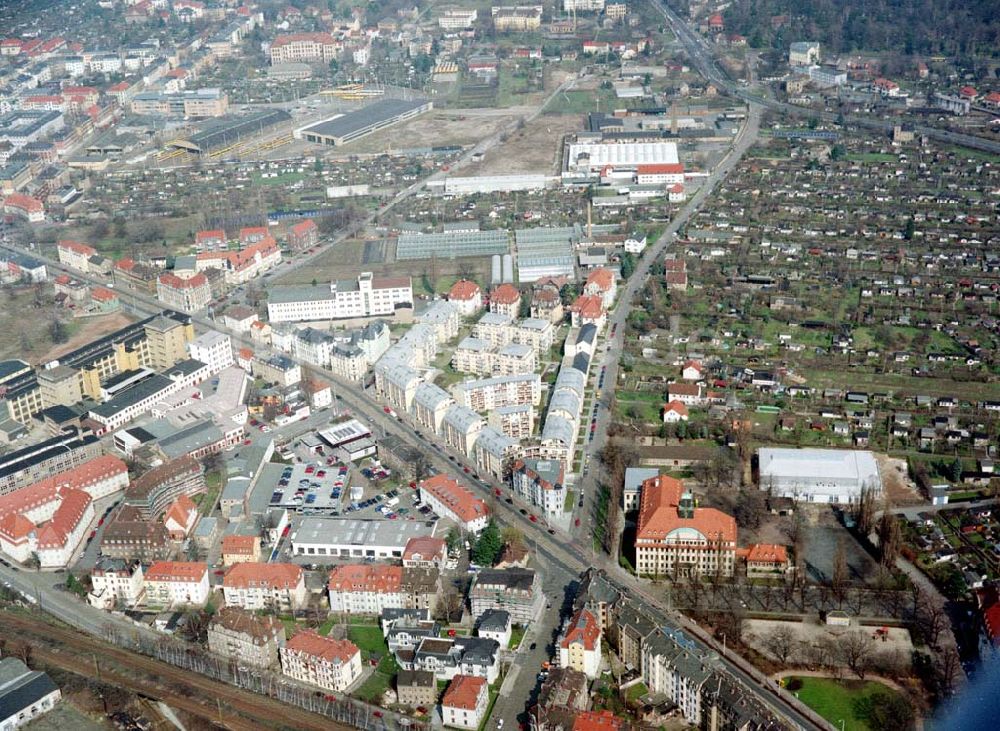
top-left (0, 0), bottom-right (997, 729)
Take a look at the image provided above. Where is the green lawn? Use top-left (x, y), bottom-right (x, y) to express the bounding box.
top-left (509, 625), bottom-right (526, 650)
top-left (625, 682), bottom-right (649, 703)
top-left (787, 677), bottom-right (902, 731)
top-left (564, 490), bottom-right (575, 512)
top-left (348, 625), bottom-right (388, 656)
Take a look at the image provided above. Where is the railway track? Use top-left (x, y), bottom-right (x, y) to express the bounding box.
top-left (1, 611), bottom-right (341, 731)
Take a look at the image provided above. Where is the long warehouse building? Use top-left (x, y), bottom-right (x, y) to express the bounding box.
top-left (294, 99), bottom-right (432, 147)
top-left (168, 109), bottom-right (292, 154)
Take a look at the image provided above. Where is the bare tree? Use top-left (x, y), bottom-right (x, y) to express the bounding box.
top-left (934, 646), bottom-right (961, 697)
top-left (877, 502), bottom-right (902, 568)
top-left (915, 590), bottom-right (949, 648)
top-left (840, 630), bottom-right (874, 679)
top-left (853, 485), bottom-right (877, 537)
top-left (764, 625), bottom-right (797, 664)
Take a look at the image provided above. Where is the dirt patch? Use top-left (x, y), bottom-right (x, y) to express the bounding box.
top-left (744, 617), bottom-right (913, 669)
top-left (460, 113), bottom-right (583, 176)
top-left (328, 108), bottom-right (530, 155)
top-left (877, 454), bottom-right (922, 506)
top-left (37, 311), bottom-right (136, 365)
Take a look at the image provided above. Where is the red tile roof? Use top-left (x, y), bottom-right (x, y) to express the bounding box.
top-left (285, 631), bottom-right (359, 664)
top-left (449, 278), bottom-right (482, 301)
top-left (663, 400), bottom-right (689, 417)
top-left (92, 286), bottom-right (118, 302)
top-left (402, 536), bottom-right (447, 562)
top-left (442, 674), bottom-right (486, 711)
top-left (636, 163), bottom-right (685, 175)
top-left (663, 259), bottom-right (686, 272)
top-left (570, 295), bottom-right (604, 320)
top-left (491, 283), bottom-right (521, 305)
top-left (271, 32), bottom-right (336, 47)
top-left (328, 564), bottom-right (402, 593)
top-left (57, 239), bottom-right (96, 256)
top-left (225, 561), bottom-right (303, 590)
top-left (560, 608), bottom-right (600, 651)
top-left (159, 272), bottom-right (208, 289)
top-left (290, 219), bottom-right (317, 235)
top-left (419, 474), bottom-right (489, 525)
top-left (145, 561), bottom-right (208, 582)
top-left (163, 494), bottom-right (197, 528)
top-left (221, 534), bottom-right (259, 556)
top-left (4, 193), bottom-right (44, 213)
top-left (746, 543), bottom-right (788, 564)
top-left (573, 710), bottom-right (622, 731)
top-left (36, 488), bottom-right (91, 549)
top-left (636, 475), bottom-right (736, 544)
top-left (195, 229), bottom-right (225, 242)
top-left (0, 455), bottom-right (127, 522)
top-left (585, 268), bottom-right (613, 292)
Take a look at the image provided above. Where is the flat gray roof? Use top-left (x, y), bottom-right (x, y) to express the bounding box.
top-left (293, 517), bottom-right (438, 548)
top-left (299, 99), bottom-right (429, 140)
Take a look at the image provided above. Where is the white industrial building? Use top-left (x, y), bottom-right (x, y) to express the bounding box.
top-left (291, 517), bottom-right (439, 560)
top-left (565, 142), bottom-right (678, 173)
top-left (757, 448), bottom-right (882, 504)
top-left (442, 174), bottom-right (552, 195)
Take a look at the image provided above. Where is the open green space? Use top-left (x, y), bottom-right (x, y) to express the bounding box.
top-left (509, 625), bottom-right (526, 650)
top-left (787, 676), bottom-right (906, 731)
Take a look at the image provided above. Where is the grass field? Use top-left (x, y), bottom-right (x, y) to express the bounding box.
top-left (788, 676), bottom-right (902, 731)
top-left (348, 624), bottom-right (398, 703)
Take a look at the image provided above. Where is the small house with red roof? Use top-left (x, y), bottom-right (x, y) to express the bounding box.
top-left (163, 494), bottom-right (198, 540)
top-left (569, 295), bottom-right (606, 330)
top-left (661, 400), bottom-right (689, 423)
top-left (91, 286), bottom-right (120, 312)
top-left (744, 543), bottom-right (789, 578)
top-left (708, 13), bottom-right (724, 31)
top-left (681, 360), bottom-right (704, 381)
top-left (959, 86), bottom-right (978, 101)
top-left (195, 229), bottom-right (227, 252)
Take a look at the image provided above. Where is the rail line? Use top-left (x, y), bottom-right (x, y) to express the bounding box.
top-left (0, 611), bottom-right (341, 731)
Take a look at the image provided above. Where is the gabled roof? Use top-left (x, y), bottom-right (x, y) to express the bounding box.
top-left (225, 561), bottom-right (302, 589)
top-left (449, 278), bottom-right (482, 301)
top-left (560, 608), bottom-right (600, 651)
top-left (285, 631), bottom-right (358, 664)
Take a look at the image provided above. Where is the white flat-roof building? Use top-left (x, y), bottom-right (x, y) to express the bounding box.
top-left (757, 448), bottom-right (882, 504)
top-left (566, 142), bottom-right (678, 173)
top-left (291, 517), bottom-right (439, 560)
top-left (267, 273), bottom-right (412, 324)
top-left (187, 331), bottom-right (234, 374)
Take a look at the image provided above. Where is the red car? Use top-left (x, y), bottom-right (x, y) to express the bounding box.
top-left (494, 488), bottom-right (502, 497)
top-left (214, 569), bottom-right (225, 576)
top-left (409, 481), bottom-right (417, 488)
top-left (243, 439), bottom-right (252, 445)
top-left (325, 695), bottom-right (338, 702)
top-left (305, 466), bottom-right (315, 474)
top-left (575, 518), bottom-right (581, 527)
top-left (529, 515), bottom-right (538, 523)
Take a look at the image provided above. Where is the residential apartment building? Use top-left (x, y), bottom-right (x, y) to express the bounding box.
top-left (473, 426), bottom-right (521, 481)
top-left (419, 475), bottom-right (490, 533)
top-left (143, 561), bottom-right (210, 607)
top-left (442, 405), bottom-right (485, 457)
top-left (280, 632), bottom-right (362, 692)
top-left (397, 669), bottom-right (437, 708)
top-left (448, 279), bottom-right (484, 316)
top-left (491, 5), bottom-right (543, 31)
top-left (439, 8), bottom-right (478, 29)
top-left (469, 568), bottom-right (541, 624)
top-left (583, 268), bottom-right (616, 309)
top-left (221, 534), bottom-right (261, 566)
top-left (100, 505), bottom-right (171, 561)
top-left (269, 33), bottom-right (340, 64)
top-left (442, 675), bottom-right (488, 730)
top-left (413, 383), bottom-right (455, 434)
top-left (327, 564), bottom-right (440, 615)
top-left (512, 459), bottom-right (566, 519)
top-left (207, 608), bottom-right (286, 669)
top-left (267, 273), bottom-right (412, 324)
top-left (156, 272), bottom-right (212, 313)
top-left (87, 557), bottom-right (144, 610)
top-left (287, 219), bottom-right (319, 251)
top-left (123, 455), bottom-right (205, 520)
top-left (451, 373), bottom-right (542, 411)
top-left (558, 609), bottom-right (601, 678)
top-left (488, 404), bottom-right (534, 440)
top-left (489, 284), bottom-right (521, 318)
top-left (194, 238), bottom-right (281, 286)
top-left (56, 239), bottom-right (97, 273)
top-left (634, 475), bottom-right (736, 578)
top-left (222, 562), bottom-right (307, 611)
